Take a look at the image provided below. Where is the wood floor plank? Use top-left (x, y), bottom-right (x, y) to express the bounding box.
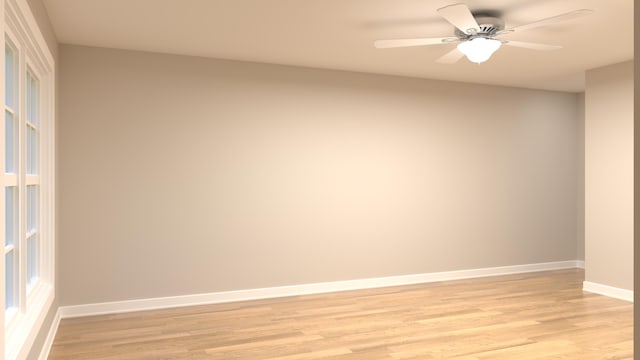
top-left (49, 269), bottom-right (632, 359)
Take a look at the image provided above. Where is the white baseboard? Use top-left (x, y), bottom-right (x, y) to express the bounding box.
top-left (576, 260), bottom-right (585, 269)
top-left (583, 281), bottom-right (633, 302)
top-left (37, 308), bottom-right (61, 360)
top-left (58, 260), bottom-right (580, 319)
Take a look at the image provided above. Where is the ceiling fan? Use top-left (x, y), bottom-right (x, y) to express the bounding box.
top-left (374, 3), bottom-right (593, 64)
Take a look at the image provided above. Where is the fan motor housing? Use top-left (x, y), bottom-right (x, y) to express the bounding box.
top-left (454, 15), bottom-right (505, 38)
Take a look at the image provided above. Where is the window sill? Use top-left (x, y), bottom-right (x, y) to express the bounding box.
top-left (5, 282), bottom-right (54, 360)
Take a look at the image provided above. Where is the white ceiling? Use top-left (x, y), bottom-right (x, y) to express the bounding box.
top-left (42, 0), bottom-right (633, 92)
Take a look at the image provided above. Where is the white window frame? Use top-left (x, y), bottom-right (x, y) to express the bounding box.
top-left (1, 0), bottom-right (55, 359)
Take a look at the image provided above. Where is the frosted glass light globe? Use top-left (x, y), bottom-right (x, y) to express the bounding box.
top-left (457, 38), bottom-right (502, 64)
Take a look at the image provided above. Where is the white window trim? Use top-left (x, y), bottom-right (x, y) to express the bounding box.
top-left (2, 0), bottom-right (55, 359)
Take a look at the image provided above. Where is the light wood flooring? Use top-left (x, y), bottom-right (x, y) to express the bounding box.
top-left (49, 269), bottom-right (632, 359)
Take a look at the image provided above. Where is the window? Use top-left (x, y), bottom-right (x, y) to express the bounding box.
top-left (4, 38), bottom-right (17, 318)
top-left (2, 0), bottom-right (56, 359)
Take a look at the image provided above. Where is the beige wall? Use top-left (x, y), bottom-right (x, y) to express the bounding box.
top-left (26, 0), bottom-right (57, 58)
top-left (58, 45), bottom-right (582, 306)
top-left (585, 61), bottom-right (634, 290)
top-left (634, 2), bottom-right (639, 347)
top-left (577, 93), bottom-right (585, 261)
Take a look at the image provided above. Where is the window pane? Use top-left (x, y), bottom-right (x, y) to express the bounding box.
top-left (6, 186), bottom-right (15, 246)
top-left (5, 110), bottom-right (15, 173)
top-left (27, 71), bottom-right (39, 126)
top-left (27, 234), bottom-right (38, 287)
top-left (5, 45), bottom-right (14, 108)
top-left (5, 250), bottom-right (15, 309)
top-left (26, 124), bottom-right (38, 174)
top-left (27, 185), bottom-right (38, 232)
top-left (27, 185), bottom-right (39, 288)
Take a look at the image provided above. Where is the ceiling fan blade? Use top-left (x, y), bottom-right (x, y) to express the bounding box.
top-left (436, 48), bottom-right (465, 64)
top-left (498, 9), bottom-right (593, 34)
top-left (374, 37), bottom-right (459, 49)
top-left (503, 40), bottom-right (562, 51)
top-left (437, 3), bottom-right (480, 35)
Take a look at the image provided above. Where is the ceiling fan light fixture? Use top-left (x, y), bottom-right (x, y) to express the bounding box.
top-left (457, 37), bottom-right (502, 64)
